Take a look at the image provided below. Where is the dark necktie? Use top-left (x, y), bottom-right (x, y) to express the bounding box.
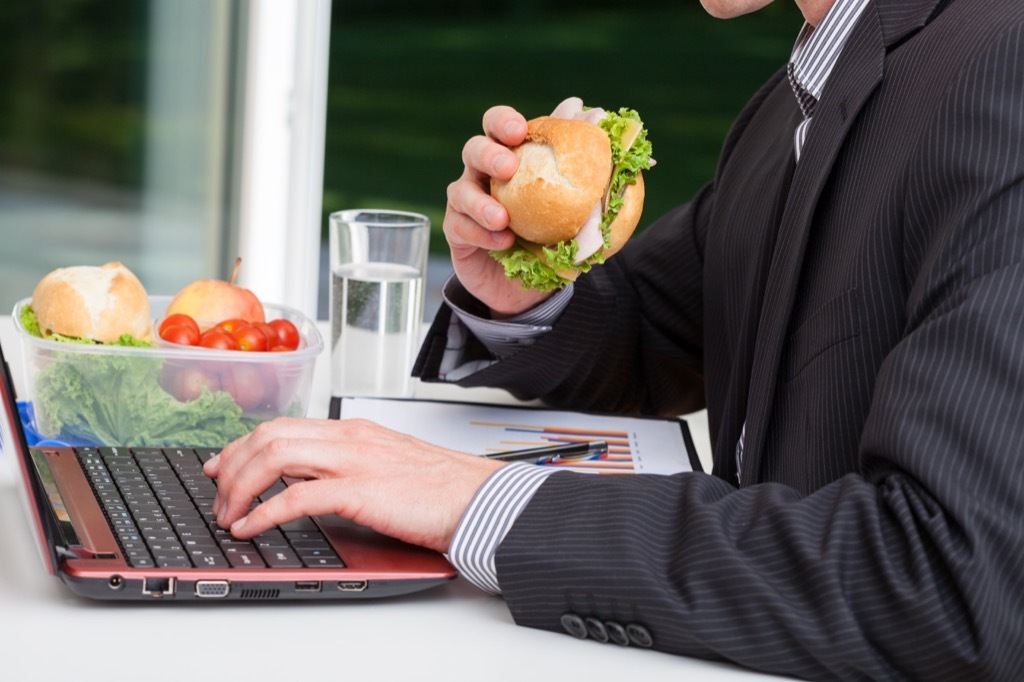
top-left (786, 62), bottom-right (817, 119)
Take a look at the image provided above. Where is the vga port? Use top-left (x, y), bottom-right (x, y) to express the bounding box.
top-left (194, 580), bottom-right (230, 598)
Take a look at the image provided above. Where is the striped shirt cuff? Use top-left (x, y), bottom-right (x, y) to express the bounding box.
top-left (442, 274), bottom-right (573, 360)
top-left (447, 463), bottom-right (558, 594)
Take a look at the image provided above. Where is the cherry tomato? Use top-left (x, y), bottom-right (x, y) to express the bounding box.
top-left (269, 345), bottom-right (290, 352)
top-left (253, 321), bottom-right (279, 347)
top-left (220, 364), bottom-right (267, 410)
top-left (216, 318), bottom-right (249, 335)
top-left (160, 323), bottom-right (200, 346)
top-left (268, 318), bottom-right (300, 350)
top-left (233, 324), bottom-right (270, 352)
top-left (159, 313), bottom-right (199, 337)
top-left (199, 328), bottom-right (239, 351)
top-left (172, 367), bottom-right (220, 401)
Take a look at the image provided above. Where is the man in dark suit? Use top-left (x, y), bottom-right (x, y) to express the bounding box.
top-left (207, 0), bottom-right (1024, 677)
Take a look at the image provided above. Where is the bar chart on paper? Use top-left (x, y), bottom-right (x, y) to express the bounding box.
top-left (337, 398), bottom-right (698, 475)
top-left (469, 420), bottom-right (636, 472)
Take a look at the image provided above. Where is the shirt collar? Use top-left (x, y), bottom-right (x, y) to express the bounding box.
top-left (789, 0), bottom-right (872, 102)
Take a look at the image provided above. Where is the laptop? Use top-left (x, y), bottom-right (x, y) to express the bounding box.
top-left (0, 338), bottom-right (455, 601)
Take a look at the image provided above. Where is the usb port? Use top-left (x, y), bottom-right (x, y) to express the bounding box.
top-left (336, 580), bottom-right (368, 592)
top-left (295, 581), bottom-right (322, 593)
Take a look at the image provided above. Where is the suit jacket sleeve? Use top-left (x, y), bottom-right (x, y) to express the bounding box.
top-left (491, 12), bottom-right (1024, 682)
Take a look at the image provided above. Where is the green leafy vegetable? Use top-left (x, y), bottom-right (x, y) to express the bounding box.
top-left (600, 107), bottom-right (654, 241)
top-left (20, 305), bottom-right (264, 447)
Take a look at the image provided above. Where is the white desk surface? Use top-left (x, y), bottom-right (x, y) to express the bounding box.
top-left (0, 316), bottom-right (782, 682)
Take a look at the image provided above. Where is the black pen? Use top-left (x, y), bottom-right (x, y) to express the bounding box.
top-left (483, 440), bottom-right (609, 464)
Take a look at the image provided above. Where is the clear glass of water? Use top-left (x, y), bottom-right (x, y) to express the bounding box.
top-left (328, 209), bottom-right (430, 404)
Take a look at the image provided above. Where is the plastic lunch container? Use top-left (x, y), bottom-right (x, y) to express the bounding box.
top-left (12, 295), bottom-right (323, 448)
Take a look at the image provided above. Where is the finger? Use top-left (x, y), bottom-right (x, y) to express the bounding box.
top-left (203, 429), bottom-right (254, 477)
top-left (215, 436), bottom-right (339, 528)
top-left (212, 416), bottom-right (373, 521)
top-left (229, 478), bottom-right (345, 539)
top-left (481, 105), bottom-right (527, 145)
top-left (444, 209), bottom-right (515, 253)
top-left (444, 183), bottom-right (514, 245)
top-left (210, 418), bottom-right (333, 523)
top-left (461, 134), bottom-right (518, 182)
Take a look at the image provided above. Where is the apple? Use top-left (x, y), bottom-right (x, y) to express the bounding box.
top-left (165, 257), bottom-right (265, 323)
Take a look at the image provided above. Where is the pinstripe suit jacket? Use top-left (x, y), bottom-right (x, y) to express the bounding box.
top-left (414, 0), bottom-right (1024, 677)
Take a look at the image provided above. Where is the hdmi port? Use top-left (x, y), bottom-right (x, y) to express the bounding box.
top-left (337, 580), bottom-right (368, 592)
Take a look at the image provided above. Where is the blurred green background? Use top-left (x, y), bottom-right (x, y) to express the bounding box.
top-left (0, 1), bottom-right (803, 254)
top-left (324, 1), bottom-right (802, 249)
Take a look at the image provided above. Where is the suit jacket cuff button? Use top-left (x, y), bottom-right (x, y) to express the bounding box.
top-left (560, 613), bottom-right (588, 639)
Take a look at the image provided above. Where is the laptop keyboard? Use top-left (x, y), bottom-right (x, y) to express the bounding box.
top-left (75, 446), bottom-right (345, 570)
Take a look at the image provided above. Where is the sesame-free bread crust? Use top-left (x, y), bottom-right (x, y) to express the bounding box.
top-left (491, 116), bottom-right (613, 245)
top-left (32, 262), bottom-right (151, 343)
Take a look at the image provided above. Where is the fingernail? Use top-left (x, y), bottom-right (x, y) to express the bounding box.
top-left (212, 495), bottom-right (220, 515)
top-left (483, 204), bottom-right (500, 226)
top-left (231, 516), bottom-right (248, 533)
top-left (504, 120), bottom-right (525, 138)
top-left (493, 153), bottom-right (514, 176)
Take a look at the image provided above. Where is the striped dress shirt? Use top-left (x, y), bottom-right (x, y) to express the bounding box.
top-left (448, 0), bottom-right (870, 594)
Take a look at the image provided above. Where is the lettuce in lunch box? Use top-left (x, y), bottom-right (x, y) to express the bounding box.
top-left (20, 305), bottom-right (258, 447)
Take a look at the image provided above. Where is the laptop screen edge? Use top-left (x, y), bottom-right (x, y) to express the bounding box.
top-left (0, 338), bottom-right (59, 575)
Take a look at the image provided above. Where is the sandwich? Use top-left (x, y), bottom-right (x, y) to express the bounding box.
top-left (489, 107), bottom-right (654, 291)
top-left (23, 261), bottom-right (152, 345)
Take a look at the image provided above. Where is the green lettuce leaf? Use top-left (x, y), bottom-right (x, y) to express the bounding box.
top-left (19, 305), bottom-right (266, 447)
top-left (489, 239), bottom-right (609, 292)
top-left (599, 107), bottom-right (654, 243)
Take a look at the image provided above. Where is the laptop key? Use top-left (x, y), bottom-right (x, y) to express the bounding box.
top-left (301, 556), bottom-right (345, 568)
top-left (183, 536), bottom-right (220, 550)
top-left (193, 553), bottom-right (230, 569)
top-left (259, 547), bottom-right (303, 568)
top-left (224, 548), bottom-right (266, 568)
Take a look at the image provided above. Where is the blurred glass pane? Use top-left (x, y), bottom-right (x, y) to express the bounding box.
top-left (0, 0), bottom-right (238, 313)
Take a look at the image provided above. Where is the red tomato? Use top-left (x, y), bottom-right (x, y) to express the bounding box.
top-left (160, 323), bottom-right (200, 346)
top-left (172, 367), bottom-right (220, 401)
top-left (199, 328), bottom-right (240, 351)
top-left (159, 313), bottom-right (199, 337)
top-left (216, 318), bottom-right (249, 335)
top-left (253, 322), bottom-right (279, 347)
top-left (269, 345), bottom-right (290, 352)
top-left (220, 364), bottom-right (267, 410)
top-left (233, 324), bottom-right (269, 352)
top-left (268, 318), bottom-right (300, 350)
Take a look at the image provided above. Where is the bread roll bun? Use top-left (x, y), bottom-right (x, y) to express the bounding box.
top-left (491, 116), bottom-right (612, 245)
top-left (604, 171), bottom-right (645, 257)
top-left (32, 262), bottom-right (151, 343)
top-left (513, 170), bottom-right (645, 280)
